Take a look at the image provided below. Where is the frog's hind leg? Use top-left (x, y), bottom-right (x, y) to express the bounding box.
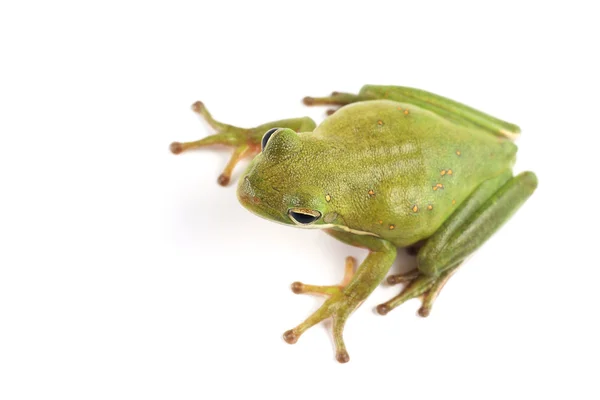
top-left (170, 101), bottom-right (316, 186)
top-left (377, 171), bottom-right (538, 317)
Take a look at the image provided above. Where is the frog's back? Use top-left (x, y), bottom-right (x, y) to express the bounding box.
top-left (311, 100), bottom-right (517, 247)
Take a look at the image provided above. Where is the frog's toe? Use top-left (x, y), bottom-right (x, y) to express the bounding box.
top-left (386, 269), bottom-right (420, 285)
top-left (336, 349), bottom-right (350, 364)
top-left (418, 305), bottom-right (432, 318)
top-left (375, 303), bottom-right (391, 316)
top-left (169, 141), bottom-right (184, 155)
top-left (283, 295), bottom-right (354, 363)
top-left (377, 266), bottom-right (460, 317)
top-left (284, 257), bottom-right (358, 362)
top-left (302, 91), bottom-right (363, 107)
top-left (282, 329), bottom-right (300, 344)
top-left (191, 100), bottom-right (205, 113)
top-left (376, 274), bottom-right (436, 316)
top-left (217, 173), bottom-right (231, 186)
top-left (290, 256), bottom-right (355, 297)
top-left (417, 268), bottom-right (459, 317)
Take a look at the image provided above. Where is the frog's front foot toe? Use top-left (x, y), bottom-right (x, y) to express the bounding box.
top-left (169, 101), bottom-right (260, 185)
top-left (169, 141), bottom-right (184, 155)
top-left (282, 297), bottom-right (354, 363)
top-left (335, 349), bottom-right (350, 364)
top-left (217, 173), bottom-right (231, 186)
top-left (290, 256), bottom-right (355, 297)
top-left (282, 329), bottom-right (300, 344)
top-left (191, 100), bottom-right (205, 113)
top-left (284, 256), bottom-right (357, 363)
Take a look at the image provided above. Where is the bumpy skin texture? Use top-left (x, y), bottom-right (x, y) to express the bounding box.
top-left (171, 85), bottom-right (538, 363)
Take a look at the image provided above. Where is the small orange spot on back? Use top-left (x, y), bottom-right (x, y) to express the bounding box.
top-left (456, 150), bottom-right (461, 156)
top-left (436, 183), bottom-right (444, 188)
top-left (441, 170), bottom-right (446, 176)
top-left (325, 194), bottom-right (331, 202)
top-left (377, 120), bottom-right (384, 126)
top-left (412, 205), bottom-right (419, 212)
top-left (447, 169), bottom-right (453, 175)
top-left (397, 106), bottom-right (403, 111)
top-left (404, 109), bottom-right (409, 115)
top-left (389, 224), bottom-right (395, 230)
top-left (368, 189), bottom-right (375, 196)
top-left (378, 220), bottom-right (383, 224)
top-left (427, 205), bottom-right (433, 210)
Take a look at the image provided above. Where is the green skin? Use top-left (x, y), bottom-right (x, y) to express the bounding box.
top-left (171, 85), bottom-right (538, 363)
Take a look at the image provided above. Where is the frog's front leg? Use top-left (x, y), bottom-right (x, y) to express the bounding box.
top-left (376, 170), bottom-right (538, 317)
top-left (170, 101), bottom-right (316, 185)
top-left (284, 232), bottom-right (396, 363)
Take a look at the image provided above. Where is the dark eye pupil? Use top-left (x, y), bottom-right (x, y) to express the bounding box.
top-left (261, 128), bottom-right (279, 150)
top-left (289, 211), bottom-right (320, 224)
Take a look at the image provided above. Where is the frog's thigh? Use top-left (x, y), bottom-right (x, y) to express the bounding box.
top-left (417, 171), bottom-right (538, 276)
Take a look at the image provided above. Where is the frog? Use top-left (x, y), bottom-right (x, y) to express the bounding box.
top-left (170, 85), bottom-right (538, 363)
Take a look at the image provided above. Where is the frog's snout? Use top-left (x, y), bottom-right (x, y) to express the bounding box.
top-left (237, 176), bottom-right (260, 206)
top-left (237, 174), bottom-right (292, 225)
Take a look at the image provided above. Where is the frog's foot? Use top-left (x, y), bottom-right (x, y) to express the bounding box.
top-left (377, 267), bottom-right (459, 317)
top-left (302, 91), bottom-right (370, 116)
top-left (284, 257), bottom-right (357, 363)
top-left (171, 102), bottom-right (317, 186)
top-left (303, 91), bottom-right (375, 116)
top-left (170, 101), bottom-right (258, 186)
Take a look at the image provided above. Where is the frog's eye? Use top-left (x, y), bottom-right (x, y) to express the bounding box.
top-left (261, 128), bottom-right (279, 151)
top-left (288, 208), bottom-right (322, 225)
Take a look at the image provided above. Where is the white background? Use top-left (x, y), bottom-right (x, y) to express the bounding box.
top-left (1, 1), bottom-right (599, 399)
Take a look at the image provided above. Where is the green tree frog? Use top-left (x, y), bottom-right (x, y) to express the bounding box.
top-left (170, 85), bottom-right (537, 363)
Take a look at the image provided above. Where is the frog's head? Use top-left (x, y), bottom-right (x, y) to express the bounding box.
top-left (237, 128), bottom-right (333, 229)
